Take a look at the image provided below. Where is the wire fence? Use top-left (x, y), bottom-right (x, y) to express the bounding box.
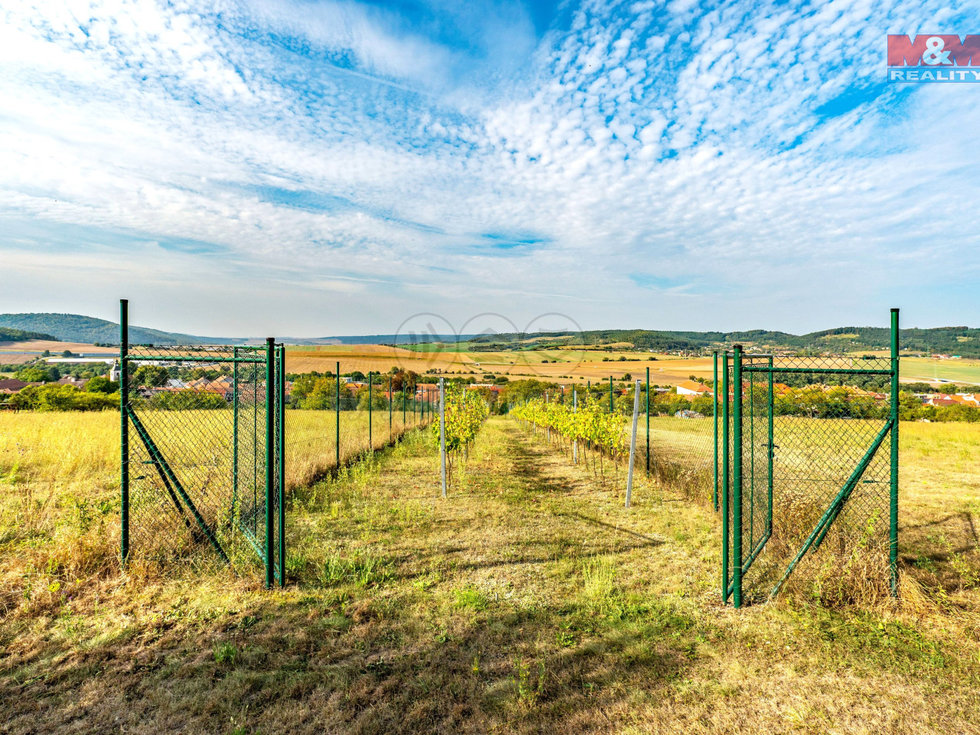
top-left (122, 340), bottom-right (284, 585)
top-left (119, 302), bottom-right (436, 586)
top-left (511, 310), bottom-right (900, 608)
top-left (722, 349), bottom-right (898, 606)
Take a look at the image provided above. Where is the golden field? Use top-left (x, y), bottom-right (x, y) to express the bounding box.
top-left (5, 338), bottom-right (978, 389)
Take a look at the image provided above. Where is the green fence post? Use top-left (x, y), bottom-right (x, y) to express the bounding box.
top-left (609, 376), bottom-right (613, 412)
top-left (335, 362), bottom-right (340, 469)
top-left (890, 308), bottom-right (900, 597)
top-left (369, 372), bottom-right (373, 452)
top-left (278, 345), bottom-right (285, 587)
top-left (732, 344), bottom-right (743, 608)
top-left (402, 383), bottom-right (406, 429)
top-left (645, 366), bottom-right (650, 474)
top-left (265, 337), bottom-right (275, 590)
top-left (119, 299), bottom-right (129, 566)
top-left (767, 355), bottom-right (774, 536)
top-left (721, 351), bottom-right (729, 601)
top-left (713, 350), bottom-right (719, 511)
top-left (388, 376), bottom-right (392, 442)
top-left (232, 347), bottom-right (239, 517)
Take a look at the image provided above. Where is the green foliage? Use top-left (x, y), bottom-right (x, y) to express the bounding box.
top-left (320, 552), bottom-right (393, 588)
top-left (431, 385), bottom-right (489, 453)
top-left (499, 379), bottom-right (550, 405)
top-left (0, 326), bottom-right (57, 342)
top-left (84, 376), bottom-right (119, 394)
top-left (132, 365), bottom-right (169, 387)
top-left (15, 366), bottom-right (60, 383)
top-left (9, 384), bottom-right (117, 411)
top-left (213, 642), bottom-right (237, 665)
top-left (512, 397), bottom-right (629, 458)
top-left (291, 374), bottom-right (357, 409)
top-left (147, 391), bottom-right (228, 410)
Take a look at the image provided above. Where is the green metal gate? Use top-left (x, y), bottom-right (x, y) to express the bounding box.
top-left (119, 300), bottom-right (286, 587)
top-left (720, 309), bottom-right (900, 606)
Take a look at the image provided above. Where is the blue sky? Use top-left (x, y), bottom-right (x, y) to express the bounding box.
top-left (1, 0), bottom-right (978, 337)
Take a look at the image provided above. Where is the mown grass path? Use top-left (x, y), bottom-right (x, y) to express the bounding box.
top-left (2, 418), bottom-right (979, 734)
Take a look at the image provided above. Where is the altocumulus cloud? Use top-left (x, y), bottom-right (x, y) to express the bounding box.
top-left (0, 0), bottom-right (978, 335)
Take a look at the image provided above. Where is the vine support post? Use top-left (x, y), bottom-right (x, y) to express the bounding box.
top-left (626, 379), bottom-right (641, 508)
top-left (439, 378), bottom-right (447, 498)
top-left (572, 388), bottom-right (578, 464)
top-left (645, 366), bottom-right (650, 474)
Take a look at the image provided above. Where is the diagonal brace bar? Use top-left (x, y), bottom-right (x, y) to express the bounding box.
top-left (127, 407), bottom-right (231, 564)
top-left (770, 418), bottom-right (893, 598)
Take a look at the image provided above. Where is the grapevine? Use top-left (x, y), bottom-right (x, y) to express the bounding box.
top-left (511, 397), bottom-right (629, 480)
top-left (432, 384), bottom-right (490, 488)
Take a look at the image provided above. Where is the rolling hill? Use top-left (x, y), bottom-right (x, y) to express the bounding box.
top-left (0, 327), bottom-right (58, 343)
top-left (0, 313), bottom-right (239, 346)
top-left (0, 313), bottom-right (977, 357)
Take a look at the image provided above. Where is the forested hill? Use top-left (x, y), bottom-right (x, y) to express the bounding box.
top-left (0, 327), bottom-right (58, 343)
top-left (1, 313), bottom-right (977, 356)
top-left (0, 313), bottom-right (238, 346)
top-left (468, 326), bottom-right (980, 357)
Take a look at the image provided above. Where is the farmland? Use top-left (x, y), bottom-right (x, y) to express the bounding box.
top-left (1, 409), bottom-right (979, 733)
top-left (6, 338), bottom-right (978, 391)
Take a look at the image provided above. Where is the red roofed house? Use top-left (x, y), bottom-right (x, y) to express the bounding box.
top-left (0, 379), bottom-right (37, 394)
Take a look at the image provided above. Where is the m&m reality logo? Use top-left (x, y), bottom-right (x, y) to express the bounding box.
top-left (888, 35), bottom-right (980, 82)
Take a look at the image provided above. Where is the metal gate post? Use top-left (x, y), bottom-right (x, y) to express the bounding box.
top-left (890, 308), bottom-right (900, 596)
top-left (732, 344), bottom-right (744, 608)
top-left (713, 351), bottom-right (718, 511)
top-left (335, 361), bottom-right (340, 469)
top-left (265, 337), bottom-right (275, 589)
top-left (120, 299), bottom-right (129, 565)
top-left (232, 347), bottom-right (239, 516)
top-left (645, 366), bottom-right (650, 474)
top-left (767, 355), bottom-right (774, 537)
top-left (721, 350), bottom-right (730, 602)
top-left (277, 345), bottom-right (285, 587)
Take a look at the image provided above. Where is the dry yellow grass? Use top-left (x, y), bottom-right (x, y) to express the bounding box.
top-left (1, 416), bottom-right (979, 733)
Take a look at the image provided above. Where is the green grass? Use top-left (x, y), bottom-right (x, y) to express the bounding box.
top-left (1, 418), bottom-right (979, 733)
top-left (901, 356), bottom-right (980, 385)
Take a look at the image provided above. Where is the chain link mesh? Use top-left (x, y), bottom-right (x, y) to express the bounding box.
top-left (124, 344), bottom-right (280, 576)
top-left (725, 352), bottom-right (895, 604)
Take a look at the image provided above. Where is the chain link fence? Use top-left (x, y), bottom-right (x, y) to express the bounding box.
top-left (722, 338), bottom-right (899, 606)
top-left (512, 310), bottom-right (900, 608)
top-left (120, 300), bottom-right (285, 586)
top-left (119, 301), bottom-right (438, 585)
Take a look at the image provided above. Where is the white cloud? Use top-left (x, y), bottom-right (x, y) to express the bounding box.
top-left (0, 0), bottom-right (978, 335)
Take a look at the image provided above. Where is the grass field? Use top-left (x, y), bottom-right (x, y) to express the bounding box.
top-left (898, 356), bottom-right (980, 386)
top-left (1, 411), bottom-right (979, 732)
